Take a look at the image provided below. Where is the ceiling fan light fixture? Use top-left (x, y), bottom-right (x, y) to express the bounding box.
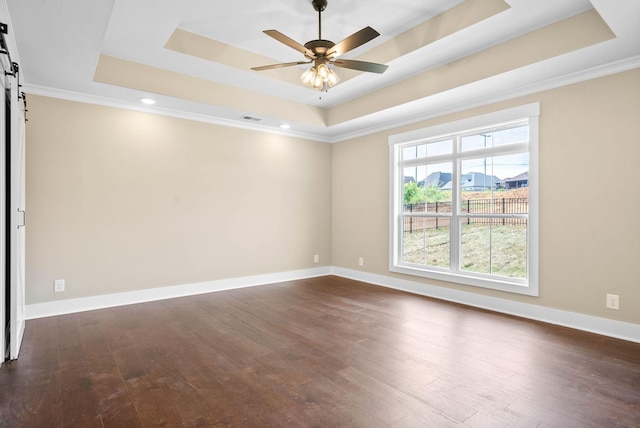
top-left (316, 63), bottom-right (329, 79)
top-left (326, 67), bottom-right (340, 87)
top-left (302, 61), bottom-right (339, 91)
top-left (301, 66), bottom-right (317, 85)
top-left (312, 73), bottom-right (325, 90)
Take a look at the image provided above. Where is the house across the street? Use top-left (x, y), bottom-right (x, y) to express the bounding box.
top-left (502, 171), bottom-right (529, 189)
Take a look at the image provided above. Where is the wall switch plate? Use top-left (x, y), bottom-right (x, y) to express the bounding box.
top-left (54, 279), bottom-right (65, 293)
top-left (314, 254), bottom-right (319, 263)
top-left (606, 293), bottom-right (619, 310)
top-left (358, 257), bottom-right (364, 267)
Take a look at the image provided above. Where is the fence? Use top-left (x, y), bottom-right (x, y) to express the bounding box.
top-left (404, 198), bottom-right (528, 232)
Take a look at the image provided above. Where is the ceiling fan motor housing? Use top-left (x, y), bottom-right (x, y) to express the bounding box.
top-left (304, 39), bottom-right (335, 60)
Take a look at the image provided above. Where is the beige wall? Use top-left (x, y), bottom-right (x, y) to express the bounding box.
top-left (26, 96), bottom-right (332, 304)
top-left (26, 69), bottom-right (640, 327)
top-left (332, 69), bottom-right (640, 325)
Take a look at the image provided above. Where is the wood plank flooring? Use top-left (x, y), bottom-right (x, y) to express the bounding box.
top-left (1, 275), bottom-right (639, 427)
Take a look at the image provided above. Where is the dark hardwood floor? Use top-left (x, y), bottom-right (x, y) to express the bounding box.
top-left (1, 276), bottom-right (639, 427)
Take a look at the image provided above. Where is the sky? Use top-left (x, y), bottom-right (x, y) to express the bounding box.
top-left (402, 125), bottom-right (529, 183)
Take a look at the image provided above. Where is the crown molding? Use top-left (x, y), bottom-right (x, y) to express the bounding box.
top-left (23, 55), bottom-right (640, 144)
top-left (327, 55), bottom-right (640, 143)
top-left (23, 84), bottom-right (333, 143)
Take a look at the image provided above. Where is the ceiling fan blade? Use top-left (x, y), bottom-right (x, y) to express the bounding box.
top-left (326, 26), bottom-right (380, 58)
top-left (333, 59), bottom-right (388, 74)
top-left (252, 61), bottom-right (311, 71)
top-left (263, 30), bottom-right (316, 59)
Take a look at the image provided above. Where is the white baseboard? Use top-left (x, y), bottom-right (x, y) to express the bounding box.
top-left (331, 267), bottom-right (640, 344)
top-left (25, 267), bottom-right (332, 320)
top-left (25, 266), bottom-right (640, 344)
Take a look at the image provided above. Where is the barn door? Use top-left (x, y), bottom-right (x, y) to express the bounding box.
top-left (0, 48), bottom-right (25, 362)
top-left (0, 58), bottom-right (6, 362)
top-left (8, 70), bottom-right (25, 359)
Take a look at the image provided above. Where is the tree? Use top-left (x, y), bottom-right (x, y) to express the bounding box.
top-left (403, 181), bottom-right (425, 205)
top-left (425, 185), bottom-right (450, 203)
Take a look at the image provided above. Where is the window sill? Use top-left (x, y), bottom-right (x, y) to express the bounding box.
top-left (390, 264), bottom-right (539, 296)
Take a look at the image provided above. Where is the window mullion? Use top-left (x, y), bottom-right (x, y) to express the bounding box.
top-left (393, 145), bottom-right (404, 267)
top-left (450, 136), bottom-right (461, 272)
top-left (457, 143), bottom-right (528, 161)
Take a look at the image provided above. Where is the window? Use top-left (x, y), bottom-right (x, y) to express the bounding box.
top-left (389, 104), bottom-right (539, 295)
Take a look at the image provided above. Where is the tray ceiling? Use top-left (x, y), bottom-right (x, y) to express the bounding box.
top-left (5, 0), bottom-right (640, 141)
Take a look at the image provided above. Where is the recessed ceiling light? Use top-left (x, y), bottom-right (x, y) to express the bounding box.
top-left (280, 124), bottom-right (291, 130)
top-left (140, 97), bottom-right (155, 105)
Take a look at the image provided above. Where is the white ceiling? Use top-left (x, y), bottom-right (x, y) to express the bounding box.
top-left (4, 0), bottom-right (640, 142)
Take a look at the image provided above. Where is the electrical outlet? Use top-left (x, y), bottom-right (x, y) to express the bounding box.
top-left (54, 279), bottom-right (65, 293)
top-left (358, 257), bottom-right (364, 267)
top-left (314, 254), bottom-right (319, 263)
top-left (606, 294), bottom-right (619, 310)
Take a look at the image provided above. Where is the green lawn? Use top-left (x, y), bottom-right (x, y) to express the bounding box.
top-left (402, 223), bottom-right (527, 278)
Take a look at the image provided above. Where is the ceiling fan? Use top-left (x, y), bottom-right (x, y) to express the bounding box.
top-left (251, 0), bottom-right (388, 91)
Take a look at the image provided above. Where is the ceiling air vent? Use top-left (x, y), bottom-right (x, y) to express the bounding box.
top-left (241, 115), bottom-right (262, 122)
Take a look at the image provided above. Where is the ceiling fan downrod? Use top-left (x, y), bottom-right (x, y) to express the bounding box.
top-left (312, 0), bottom-right (328, 39)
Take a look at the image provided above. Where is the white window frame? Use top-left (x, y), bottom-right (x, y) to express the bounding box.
top-left (389, 103), bottom-right (539, 296)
